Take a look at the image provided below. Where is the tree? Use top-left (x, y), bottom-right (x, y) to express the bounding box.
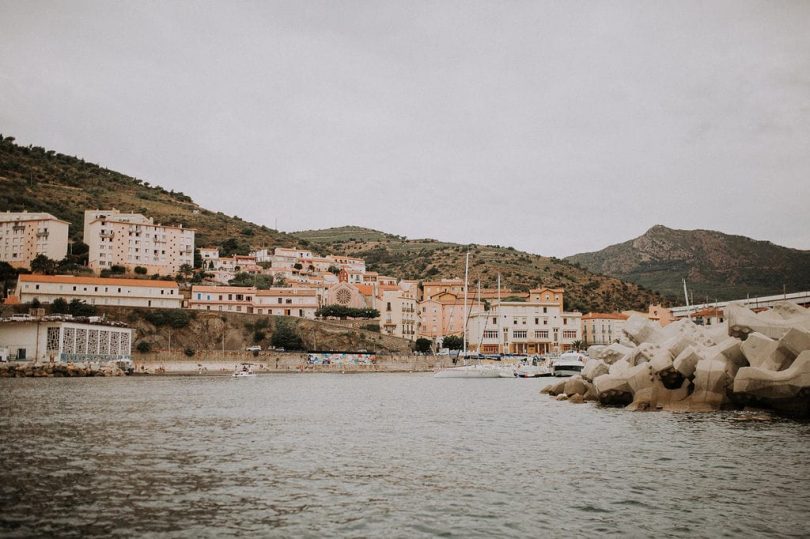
top-left (316, 305), bottom-right (380, 319)
top-left (271, 320), bottom-right (303, 350)
top-left (0, 261), bottom-right (18, 298)
top-left (68, 299), bottom-right (97, 317)
top-left (136, 341), bottom-right (152, 353)
top-left (51, 297), bottom-right (69, 314)
top-left (293, 263), bottom-right (303, 271)
top-left (415, 337), bottom-right (433, 354)
top-left (193, 248), bottom-right (203, 269)
top-left (134, 266), bottom-right (148, 275)
top-left (571, 340), bottom-right (584, 351)
top-left (110, 265), bottom-right (126, 275)
top-left (327, 265), bottom-right (340, 275)
top-left (442, 335), bottom-right (463, 350)
top-left (30, 254), bottom-right (57, 275)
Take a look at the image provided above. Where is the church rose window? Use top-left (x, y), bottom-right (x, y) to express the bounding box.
top-left (336, 289), bottom-right (351, 305)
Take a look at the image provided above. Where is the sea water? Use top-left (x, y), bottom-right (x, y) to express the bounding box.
top-left (1, 374), bottom-right (808, 537)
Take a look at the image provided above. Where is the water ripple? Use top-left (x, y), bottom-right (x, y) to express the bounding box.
top-left (1, 375), bottom-right (809, 537)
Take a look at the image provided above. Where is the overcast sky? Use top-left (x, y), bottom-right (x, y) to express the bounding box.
top-left (1, 1), bottom-right (808, 257)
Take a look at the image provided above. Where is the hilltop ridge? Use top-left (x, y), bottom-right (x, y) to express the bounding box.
top-left (566, 225), bottom-right (810, 300)
top-left (0, 135), bottom-right (664, 312)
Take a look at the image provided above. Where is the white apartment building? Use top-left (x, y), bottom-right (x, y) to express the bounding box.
top-left (0, 211), bottom-right (70, 268)
top-left (199, 247), bottom-right (220, 267)
top-left (467, 301), bottom-right (582, 355)
top-left (84, 209), bottom-right (195, 275)
top-left (188, 285), bottom-right (318, 318)
top-left (582, 313), bottom-right (629, 345)
top-left (0, 317), bottom-right (132, 363)
top-left (273, 247), bottom-right (313, 261)
top-left (326, 255), bottom-right (366, 273)
top-left (16, 275), bottom-right (182, 308)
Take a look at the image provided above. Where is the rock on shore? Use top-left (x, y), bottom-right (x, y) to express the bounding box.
top-left (542, 301), bottom-right (810, 418)
top-left (0, 362), bottom-right (125, 378)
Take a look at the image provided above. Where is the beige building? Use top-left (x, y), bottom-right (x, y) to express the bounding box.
top-left (0, 211), bottom-right (70, 268)
top-left (16, 274), bottom-right (182, 308)
top-left (377, 282), bottom-right (419, 341)
top-left (84, 209), bottom-right (195, 275)
top-left (582, 312), bottom-right (629, 345)
top-left (189, 285), bottom-right (317, 318)
top-left (467, 289), bottom-right (582, 354)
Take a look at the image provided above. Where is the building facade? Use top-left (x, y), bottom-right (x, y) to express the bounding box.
top-left (0, 316), bottom-right (132, 363)
top-left (16, 274), bottom-right (182, 308)
top-left (466, 288), bottom-right (582, 354)
top-left (0, 211), bottom-right (70, 268)
top-left (84, 209), bottom-right (195, 275)
top-left (188, 285), bottom-right (318, 318)
top-left (582, 312), bottom-right (629, 345)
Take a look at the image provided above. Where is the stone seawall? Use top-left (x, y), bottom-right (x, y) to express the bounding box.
top-left (133, 351), bottom-right (450, 374)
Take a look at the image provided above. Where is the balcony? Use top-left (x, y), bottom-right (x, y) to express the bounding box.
top-left (99, 231), bottom-right (114, 239)
top-left (12, 224), bottom-right (25, 232)
top-left (36, 230), bottom-right (49, 239)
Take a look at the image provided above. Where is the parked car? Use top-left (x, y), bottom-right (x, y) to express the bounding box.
top-left (246, 345), bottom-right (262, 352)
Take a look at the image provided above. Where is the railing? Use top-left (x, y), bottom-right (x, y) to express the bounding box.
top-left (59, 353), bottom-right (132, 363)
top-left (36, 230), bottom-right (49, 239)
top-left (100, 231), bottom-right (114, 239)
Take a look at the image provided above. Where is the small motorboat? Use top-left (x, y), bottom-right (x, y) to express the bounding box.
top-left (233, 363), bottom-right (256, 377)
top-left (551, 352), bottom-right (587, 377)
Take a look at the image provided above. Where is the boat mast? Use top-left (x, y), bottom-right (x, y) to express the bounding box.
top-left (462, 252), bottom-right (469, 358)
top-left (497, 273), bottom-right (501, 355)
top-left (683, 278), bottom-right (691, 321)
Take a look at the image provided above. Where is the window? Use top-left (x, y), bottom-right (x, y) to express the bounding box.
top-left (513, 330), bottom-right (527, 339)
top-left (535, 330), bottom-right (549, 339)
top-left (543, 307), bottom-right (547, 313)
top-left (483, 330), bottom-right (498, 339)
top-left (563, 330), bottom-right (577, 339)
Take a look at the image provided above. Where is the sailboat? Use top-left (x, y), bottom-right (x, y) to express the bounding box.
top-left (433, 254), bottom-right (507, 379)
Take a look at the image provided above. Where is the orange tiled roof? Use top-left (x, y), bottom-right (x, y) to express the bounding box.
top-left (582, 312), bottom-right (630, 320)
top-left (19, 274), bottom-right (178, 288)
top-left (356, 284), bottom-right (374, 296)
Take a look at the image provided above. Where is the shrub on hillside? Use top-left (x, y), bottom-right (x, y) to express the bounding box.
top-left (271, 320), bottom-right (303, 351)
top-left (144, 309), bottom-right (191, 328)
top-left (316, 305), bottom-right (380, 319)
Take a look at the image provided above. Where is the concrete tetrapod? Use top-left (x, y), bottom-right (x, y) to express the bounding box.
top-left (732, 351), bottom-right (810, 416)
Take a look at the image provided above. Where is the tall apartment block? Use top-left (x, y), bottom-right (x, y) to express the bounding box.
top-left (84, 209), bottom-right (195, 275)
top-left (0, 211), bottom-right (70, 268)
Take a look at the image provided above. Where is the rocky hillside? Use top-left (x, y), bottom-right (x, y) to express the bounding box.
top-left (0, 135), bottom-right (310, 254)
top-left (294, 226), bottom-right (666, 313)
top-left (566, 225), bottom-right (810, 301)
top-left (0, 134), bottom-right (666, 312)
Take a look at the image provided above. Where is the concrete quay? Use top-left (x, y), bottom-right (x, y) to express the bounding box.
top-left (132, 351), bottom-right (447, 375)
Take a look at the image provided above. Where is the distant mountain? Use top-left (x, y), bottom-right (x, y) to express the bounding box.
top-left (293, 226), bottom-right (667, 313)
top-left (565, 225), bottom-right (810, 301)
top-left (0, 135), bottom-right (306, 254)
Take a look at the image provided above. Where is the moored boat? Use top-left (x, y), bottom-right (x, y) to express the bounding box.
top-left (551, 352), bottom-right (587, 377)
top-left (233, 363), bottom-right (256, 377)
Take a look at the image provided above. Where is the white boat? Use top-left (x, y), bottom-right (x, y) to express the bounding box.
top-left (233, 363), bottom-right (256, 377)
top-left (551, 352), bottom-right (587, 377)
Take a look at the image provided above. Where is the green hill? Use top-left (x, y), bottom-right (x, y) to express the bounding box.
top-left (565, 225), bottom-right (810, 301)
top-left (294, 226), bottom-right (667, 312)
top-left (0, 135), bottom-right (309, 255)
top-left (0, 134), bottom-right (667, 312)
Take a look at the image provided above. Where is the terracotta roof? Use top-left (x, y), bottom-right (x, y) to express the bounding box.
top-left (356, 284), bottom-right (374, 296)
top-left (379, 284), bottom-right (400, 291)
top-left (19, 274), bottom-right (178, 288)
top-left (693, 307), bottom-right (723, 317)
top-left (582, 312), bottom-right (629, 320)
